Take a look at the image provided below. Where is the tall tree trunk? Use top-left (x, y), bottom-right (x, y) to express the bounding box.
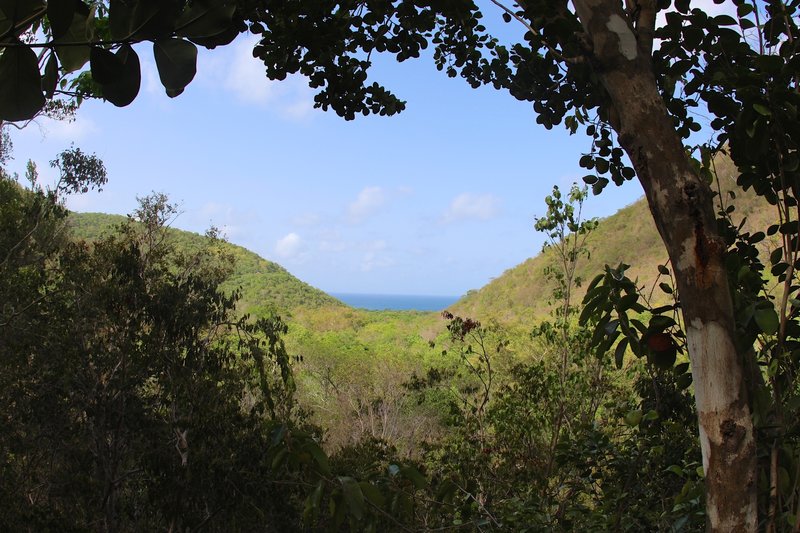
top-left (572, 1), bottom-right (757, 530)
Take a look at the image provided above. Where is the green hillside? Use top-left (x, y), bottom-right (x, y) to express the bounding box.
top-left (452, 155), bottom-right (777, 324)
top-left (68, 212), bottom-right (345, 314)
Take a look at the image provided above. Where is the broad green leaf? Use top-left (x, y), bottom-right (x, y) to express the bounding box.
top-left (614, 338), bottom-right (628, 369)
top-left (0, 43), bottom-right (46, 121)
top-left (359, 481), bottom-right (385, 509)
top-left (676, 373), bottom-right (692, 390)
top-left (109, 0), bottom-right (179, 40)
top-left (90, 46), bottom-right (122, 85)
top-left (270, 447), bottom-right (288, 470)
top-left (624, 409), bottom-right (642, 427)
top-left (302, 440), bottom-right (331, 476)
top-left (47, 0), bottom-right (75, 38)
top-left (175, 1), bottom-right (235, 39)
top-left (643, 409), bottom-right (659, 421)
top-left (54, 11), bottom-right (91, 72)
top-left (0, 0), bottom-right (45, 34)
top-left (400, 465), bottom-right (427, 489)
top-left (754, 307), bottom-right (779, 335)
top-left (153, 38), bottom-right (197, 97)
top-left (42, 52), bottom-right (58, 98)
top-left (98, 44), bottom-right (140, 107)
top-left (648, 315), bottom-right (676, 331)
top-left (339, 477), bottom-right (364, 520)
top-left (302, 480), bottom-right (324, 524)
top-left (753, 103), bottom-right (772, 116)
top-left (666, 465), bottom-right (684, 477)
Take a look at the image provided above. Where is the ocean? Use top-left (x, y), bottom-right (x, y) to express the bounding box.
top-left (331, 293), bottom-right (459, 312)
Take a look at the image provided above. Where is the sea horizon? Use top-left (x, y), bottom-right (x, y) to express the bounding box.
top-left (330, 292), bottom-right (460, 312)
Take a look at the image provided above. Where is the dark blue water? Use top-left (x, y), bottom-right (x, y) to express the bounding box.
top-left (331, 293), bottom-right (459, 312)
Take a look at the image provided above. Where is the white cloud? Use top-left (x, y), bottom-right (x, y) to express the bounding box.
top-left (348, 186), bottom-right (386, 223)
top-left (442, 193), bottom-right (501, 223)
top-left (195, 36), bottom-right (316, 120)
top-left (224, 38), bottom-right (279, 106)
top-left (275, 232), bottom-right (303, 259)
top-left (32, 115), bottom-right (98, 143)
top-left (360, 251), bottom-right (394, 272)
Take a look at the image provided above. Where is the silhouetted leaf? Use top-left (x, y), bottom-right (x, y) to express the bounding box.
top-left (153, 38), bottom-right (197, 97)
top-left (53, 10), bottom-right (91, 72)
top-left (175, 1), bottom-right (235, 39)
top-left (90, 46), bottom-right (122, 85)
top-left (47, 0), bottom-right (75, 38)
top-left (0, 43), bottom-right (45, 121)
top-left (42, 52), bottom-right (59, 98)
top-left (98, 45), bottom-right (140, 107)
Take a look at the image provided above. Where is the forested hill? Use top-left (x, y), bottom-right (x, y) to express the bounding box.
top-left (68, 212), bottom-right (345, 314)
top-left (452, 155), bottom-right (776, 324)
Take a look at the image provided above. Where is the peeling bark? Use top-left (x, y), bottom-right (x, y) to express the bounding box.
top-left (571, 0), bottom-right (757, 530)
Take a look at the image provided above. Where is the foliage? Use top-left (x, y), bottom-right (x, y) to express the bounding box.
top-left (0, 174), bottom-right (324, 530)
top-left (68, 211), bottom-right (344, 313)
top-left (582, 174), bottom-right (800, 529)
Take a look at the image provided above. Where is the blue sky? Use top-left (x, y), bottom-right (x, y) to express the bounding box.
top-left (7, 4), bottom-right (718, 297)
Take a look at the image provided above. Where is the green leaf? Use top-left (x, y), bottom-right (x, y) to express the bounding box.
top-left (649, 315), bottom-right (676, 331)
top-left (770, 247), bottom-right (783, 265)
top-left (303, 440), bottom-right (331, 477)
top-left (614, 338), bottom-right (628, 369)
top-left (0, 43), bottom-right (46, 122)
top-left (753, 103), bottom-right (772, 116)
top-left (400, 466), bottom-right (427, 490)
top-left (109, 0), bottom-right (178, 41)
top-left (666, 465), bottom-right (684, 477)
top-left (676, 373), bottom-right (693, 390)
top-left (0, 0), bottom-right (45, 34)
top-left (713, 14), bottom-right (737, 26)
top-left (624, 409), bottom-right (642, 427)
top-left (47, 0), bottom-right (75, 38)
top-left (98, 44), bottom-right (140, 107)
top-left (175, 1), bottom-right (236, 39)
top-left (303, 480), bottom-right (325, 524)
top-left (754, 307), bottom-right (779, 335)
top-left (90, 46), bottom-right (123, 85)
top-left (53, 10), bottom-right (91, 72)
top-left (338, 477), bottom-right (364, 521)
top-left (359, 481), bottom-right (385, 509)
top-left (42, 52), bottom-right (59, 98)
top-left (153, 38), bottom-right (197, 97)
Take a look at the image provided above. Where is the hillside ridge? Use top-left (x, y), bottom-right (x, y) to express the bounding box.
top-left (68, 212), bottom-right (345, 314)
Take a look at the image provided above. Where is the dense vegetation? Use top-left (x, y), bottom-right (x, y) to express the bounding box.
top-left (69, 212), bottom-right (345, 314)
top-left (3, 0), bottom-right (800, 529)
top-left (4, 141), bottom-right (799, 532)
top-left (0, 162), bottom-right (733, 532)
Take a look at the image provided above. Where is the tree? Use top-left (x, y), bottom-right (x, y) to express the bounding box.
top-left (3, 0), bottom-right (798, 529)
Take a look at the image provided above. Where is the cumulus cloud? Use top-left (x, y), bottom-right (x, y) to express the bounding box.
top-left (223, 38), bottom-right (278, 106)
top-left (195, 36), bottom-right (315, 120)
top-left (442, 193), bottom-right (501, 223)
top-left (275, 232), bottom-right (303, 259)
top-left (348, 186), bottom-right (386, 223)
